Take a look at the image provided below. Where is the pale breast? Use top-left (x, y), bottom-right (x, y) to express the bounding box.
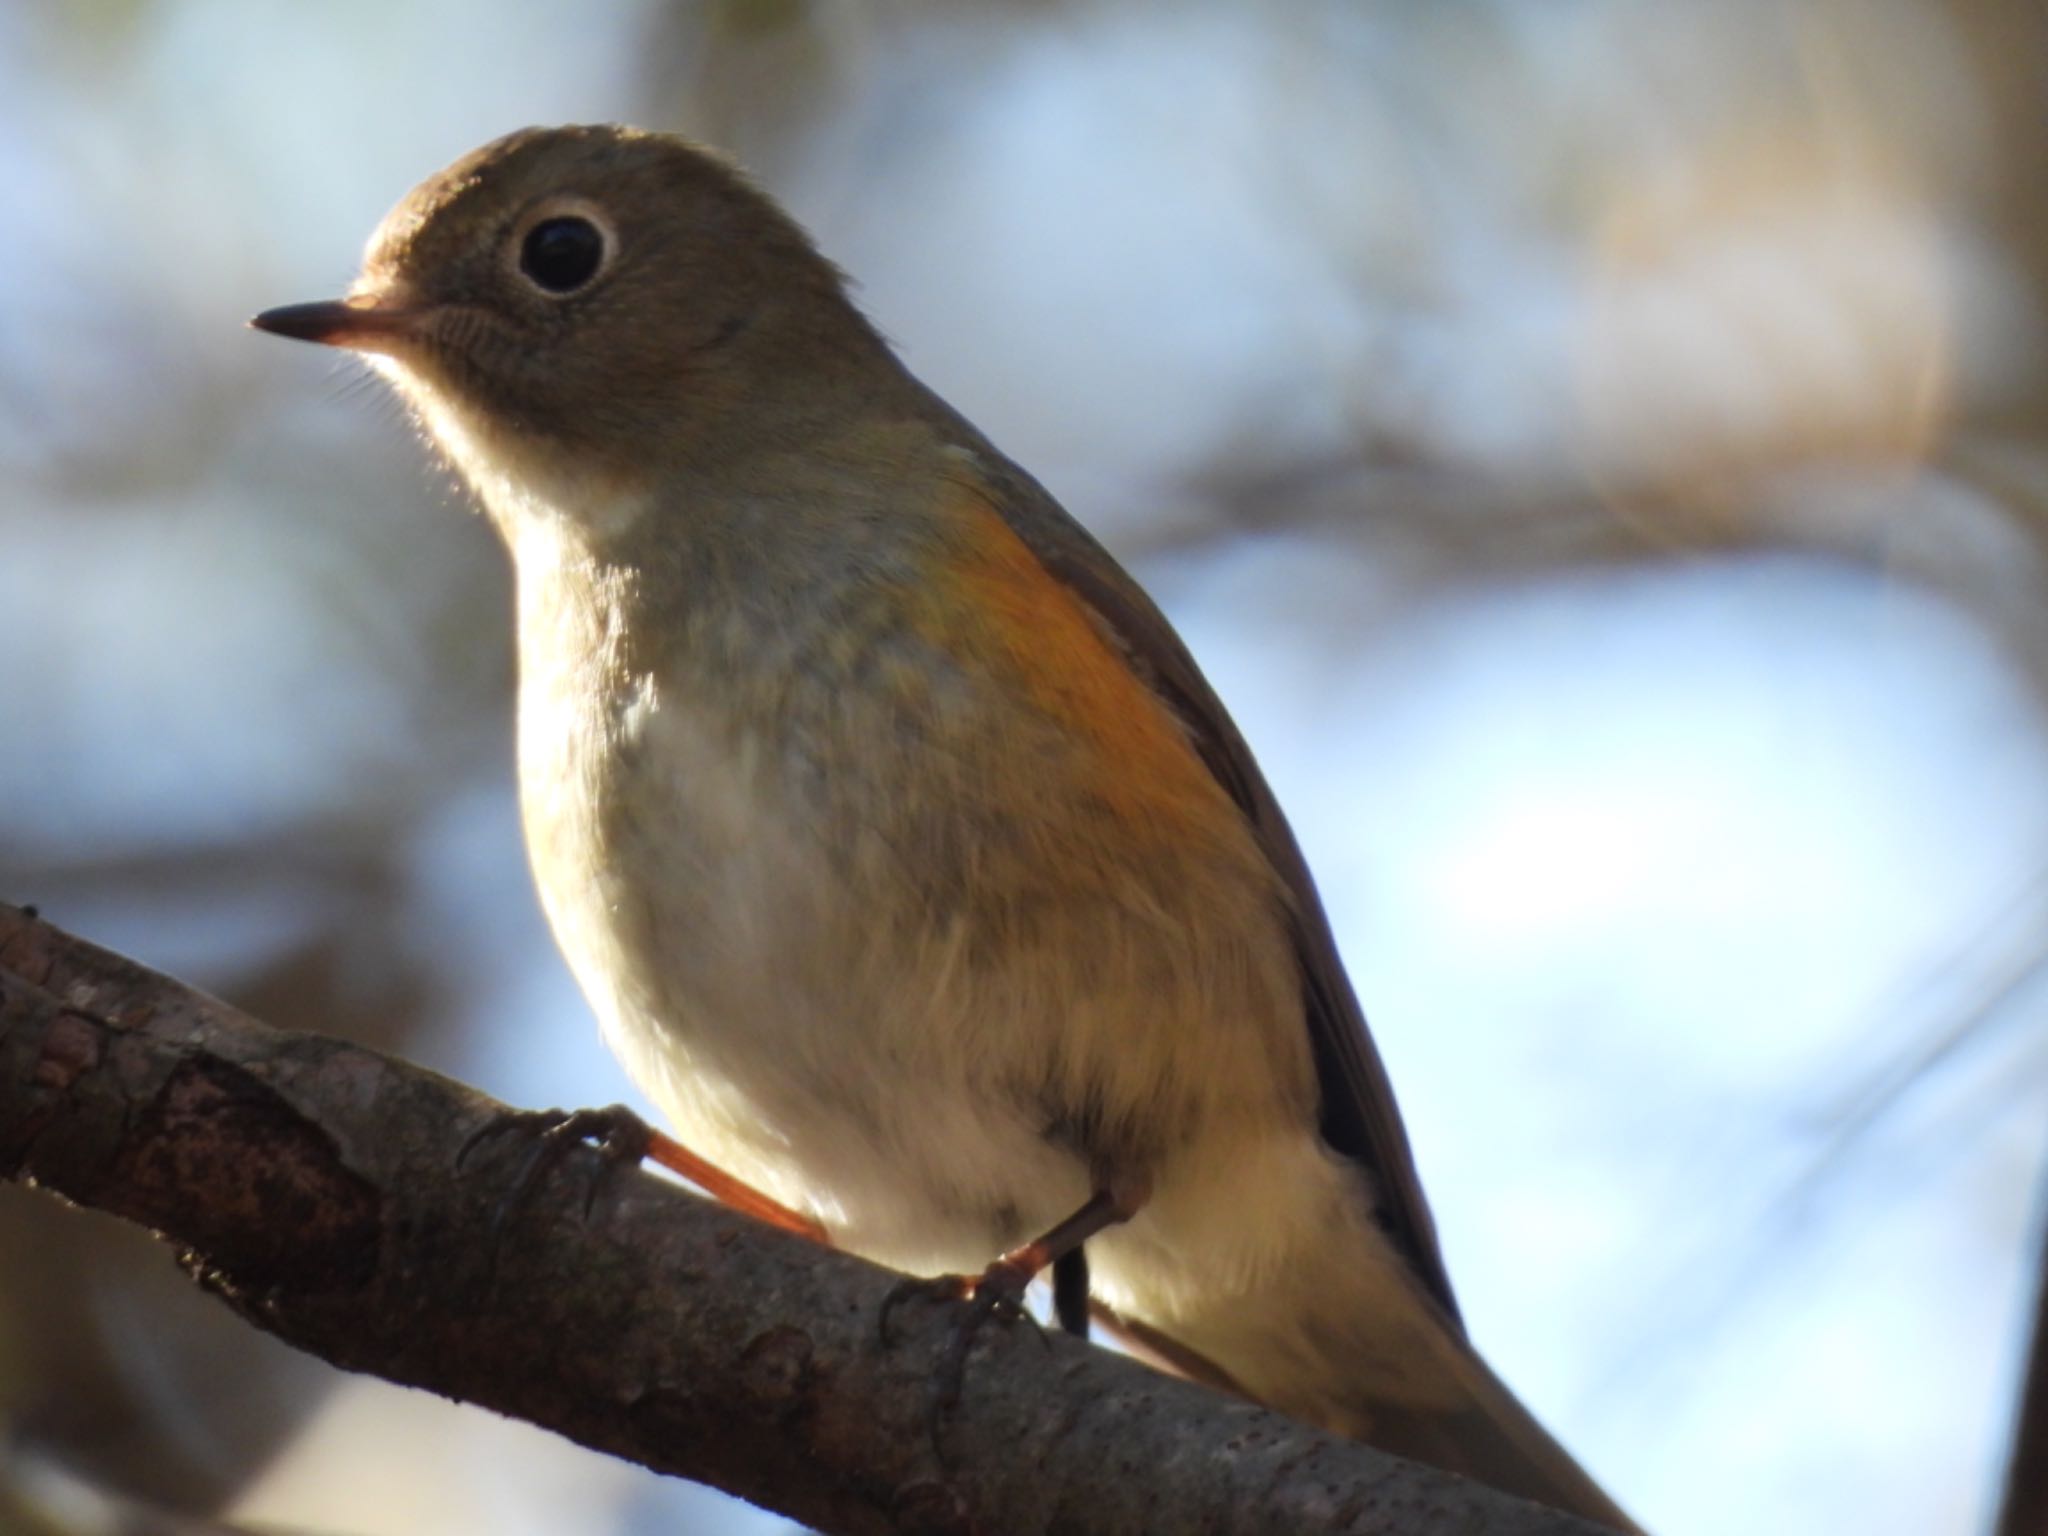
top-left (507, 511), bottom-right (1316, 1275)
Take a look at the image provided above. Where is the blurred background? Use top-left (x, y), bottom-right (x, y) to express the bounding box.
top-left (2, 1), bottom-right (2045, 1532)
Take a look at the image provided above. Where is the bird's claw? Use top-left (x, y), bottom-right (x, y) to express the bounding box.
top-left (879, 1253), bottom-right (1053, 1457)
top-left (947, 1261), bottom-right (1050, 1386)
top-left (458, 1102), bottom-right (654, 1228)
top-left (958, 1256), bottom-right (1038, 1332)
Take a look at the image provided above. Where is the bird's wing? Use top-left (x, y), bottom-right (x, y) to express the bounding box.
top-left (947, 446), bottom-right (1463, 1330)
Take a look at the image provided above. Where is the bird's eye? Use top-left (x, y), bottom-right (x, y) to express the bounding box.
top-left (519, 216), bottom-right (606, 295)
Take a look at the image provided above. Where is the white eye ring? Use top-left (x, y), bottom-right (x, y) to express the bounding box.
top-left (509, 198), bottom-right (617, 297)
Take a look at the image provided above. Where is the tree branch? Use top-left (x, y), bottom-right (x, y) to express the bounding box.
top-left (0, 901), bottom-right (1610, 1536)
top-left (1995, 1175), bottom-right (2048, 1536)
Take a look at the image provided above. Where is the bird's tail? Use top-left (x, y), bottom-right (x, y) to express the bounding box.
top-left (1094, 1153), bottom-right (1642, 1532)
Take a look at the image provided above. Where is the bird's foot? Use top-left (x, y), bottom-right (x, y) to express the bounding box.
top-left (938, 1254), bottom-right (1050, 1403)
top-left (879, 1251), bottom-right (1052, 1454)
top-left (457, 1102), bottom-right (653, 1230)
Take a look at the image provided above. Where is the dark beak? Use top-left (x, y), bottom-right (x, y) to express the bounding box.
top-left (248, 297), bottom-right (421, 354)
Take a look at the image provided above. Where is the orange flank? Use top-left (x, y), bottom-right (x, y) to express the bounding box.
top-left (921, 481), bottom-right (1237, 843)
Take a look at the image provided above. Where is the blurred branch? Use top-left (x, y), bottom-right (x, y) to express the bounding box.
top-left (2, 1445), bottom-right (277, 1536)
top-left (0, 903), bottom-right (1608, 1536)
top-left (1996, 1181), bottom-right (2048, 1536)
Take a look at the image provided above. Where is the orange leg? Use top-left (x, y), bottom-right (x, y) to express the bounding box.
top-left (881, 1172), bottom-right (1151, 1410)
top-left (462, 1103), bottom-right (829, 1246)
top-left (640, 1124), bottom-right (829, 1244)
top-left (969, 1177), bottom-right (1149, 1310)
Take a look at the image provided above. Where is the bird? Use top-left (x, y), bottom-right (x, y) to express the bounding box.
top-left (251, 124), bottom-right (1638, 1531)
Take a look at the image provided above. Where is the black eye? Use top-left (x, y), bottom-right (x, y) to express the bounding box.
top-left (519, 216), bottom-right (605, 294)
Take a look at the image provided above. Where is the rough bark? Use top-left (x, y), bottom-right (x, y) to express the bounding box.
top-left (0, 901), bottom-right (1613, 1536)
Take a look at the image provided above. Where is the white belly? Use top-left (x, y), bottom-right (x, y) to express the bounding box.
top-left (509, 530), bottom-right (1315, 1284)
top-left (520, 665), bottom-right (1092, 1271)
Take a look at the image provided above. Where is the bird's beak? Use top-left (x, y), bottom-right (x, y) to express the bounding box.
top-left (248, 295), bottom-right (423, 357)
